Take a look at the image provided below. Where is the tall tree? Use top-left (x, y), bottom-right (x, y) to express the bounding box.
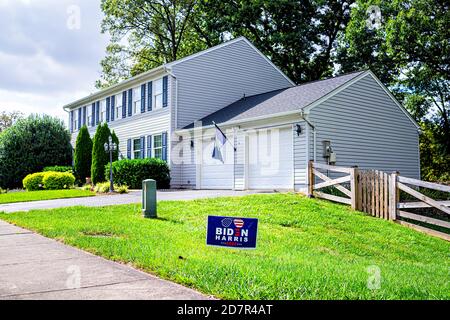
top-left (336, 0), bottom-right (450, 180)
top-left (97, 0), bottom-right (206, 88)
top-left (0, 111), bottom-right (23, 133)
top-left (0, 115), bottom-right (72, 189)
top-left (196, 0), bottom-right (354, 83)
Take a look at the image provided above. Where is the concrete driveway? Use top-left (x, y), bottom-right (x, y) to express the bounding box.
top-left (0, 220), bottom-right (209, 300)
top-left (0, 189), bottom-right (264, 213)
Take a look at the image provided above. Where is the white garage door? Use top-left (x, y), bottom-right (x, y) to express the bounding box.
top-left (200, 137), bottom-right (234, 189)
top-left (248, 127), bottom-right (293, 190)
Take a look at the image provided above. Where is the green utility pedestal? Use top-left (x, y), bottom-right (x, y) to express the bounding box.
top-left (142, 179), bottom-right (157, 218)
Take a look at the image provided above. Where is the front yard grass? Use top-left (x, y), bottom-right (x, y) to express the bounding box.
top-left (0, 189), bottom-right (95, 204)
top-left (0, 193), bottom-right (448, 299)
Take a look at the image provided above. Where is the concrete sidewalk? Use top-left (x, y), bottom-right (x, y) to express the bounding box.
top-left (0, 189), bottom-right (263, 213)
top-left (0, 220), bottom-right (209, 300)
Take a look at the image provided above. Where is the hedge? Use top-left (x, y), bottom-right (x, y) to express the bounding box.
top-left (23, 172), bottom-right (46, 191)
top-left (105, 158), bottom-right (170, 189)
top-left (42, 172), bottom-right (75, 190)
top-left (22, 171), bottom-right (75, 191)
top-left (43, 166), bottom-right (73, 173)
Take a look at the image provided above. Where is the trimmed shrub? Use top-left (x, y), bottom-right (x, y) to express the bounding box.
top-left (43, 166), bottom-right (73, 173)
top-left (74, 125), bottom-right (93, 184)
top-left (106, 158), bottom-right (170, 189)
top-left (93, 182), bottom-right (128, 194)
top-left (0, 114), bottom-right (72, 189)
top-left (42, 172), bottom-right (75, 190)
top-left (23, 172), bottom-right (46, 191)
top-left (91, 123), bottom-right (118, 184)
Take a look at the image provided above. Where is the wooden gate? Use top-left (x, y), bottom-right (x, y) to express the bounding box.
top-left (357, 170), bottom-right (390, 220)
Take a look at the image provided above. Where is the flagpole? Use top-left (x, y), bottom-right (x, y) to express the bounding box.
top-left (212, 121), bottom-right (237, 152)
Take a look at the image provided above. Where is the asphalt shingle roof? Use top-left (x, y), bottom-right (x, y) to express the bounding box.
top-left (183, 71), bottom-right (366, 129)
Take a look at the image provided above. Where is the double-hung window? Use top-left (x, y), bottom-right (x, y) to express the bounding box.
top-left (100, 100), bottom-right (106, 123)
top-left (87, 105), bottom-right (92, 127)
top-left (73, 110), bottom-right (78, 131)
top-left (153, 134), bottom-right (163, 159)
top-left (133, 138), bottom-right (141, 159)
top-left (116, 94), bottom-right (122, 120)
top-left (153, 79), bottom-right (163, 110)
top-left (133, 87), bottom-right (141, 115)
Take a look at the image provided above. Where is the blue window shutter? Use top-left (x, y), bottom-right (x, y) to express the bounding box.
top-left (122, 91), bottom-right (127, 118)
top-left (147, 82), bottom-right (152, 111)
top-left (140, 136), bottom-right (145, 159)
top-left (162, 76), bottom-right (168, 108)
top-left (141, 84), bottom-right (146, 113)
top-left (128, 89), bottom-right (133, 116)
top-left (69, 111), bottom-right (74, 133)
top-left (91, 103), bottom-right (95, 127)
top-left (78, 108), bottom-right (82, 130)
top-left (147, 135), bottom-right (152, 158)
top-left (106, 97), bottom-right (110, 122)
top-left (95, 101), bottom-right (100, 125)
top-left (82, 106), bottom-right (87, 126)
top-left (111, 96), bottom-right (115, 121)
top-left (162, 131), bottom-right (168, 162)
top-left (127, 139), bottom-right (132, 159)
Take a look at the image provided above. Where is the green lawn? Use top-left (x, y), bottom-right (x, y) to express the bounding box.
top-left (0, 189), bottom-right (95, 204)
top-left (0, 193), bottom-right (448, 300)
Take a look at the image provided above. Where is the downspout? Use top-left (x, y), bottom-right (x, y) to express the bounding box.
top-left (300, 110), bottom-right (316, 162)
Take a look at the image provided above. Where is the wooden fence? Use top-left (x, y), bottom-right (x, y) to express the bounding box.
top-left (308, 161), bottom-right (450, 240)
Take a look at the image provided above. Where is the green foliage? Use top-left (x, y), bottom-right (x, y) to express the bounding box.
top-left (23, 172), bottom-right (46, 191)
top-left (98, 0), bottom-right (354, 87)
top-left (91, 123), bottom-right (118, 184)
top-left (43, 166), bottom-right (73, 173)
top-left (42, 172), bottom-right (75, 190)
top-left (97, 0), bottom-right (205, 88)
top-left (106, 158), bottom-right (170, 189)
top-left (0, 114), bottom-right (72, 189)
top-left (93, 182), bottom-right (129, 194)
top-left (93, 182), bottom-right (111, 193)
top-left (74, 126), bottom-right (93, 183)
top-left (337, 0), bottom-right (449, 181)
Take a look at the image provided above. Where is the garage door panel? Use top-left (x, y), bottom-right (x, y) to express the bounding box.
top-left (201, 139), bottom-right (234, 189)
top-left (248, 127), bottom-right (293, 190)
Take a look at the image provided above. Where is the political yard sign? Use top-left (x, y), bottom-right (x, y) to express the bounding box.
top-left (207, 216), bottom-right (259, 249)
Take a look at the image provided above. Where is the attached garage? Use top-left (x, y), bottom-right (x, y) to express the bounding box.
top-left (176, 70), bottom-right (420, 192)
top-left (200, 136), bottom-right (234, 189)
top-left (247, 127), bottom-right (293, 190)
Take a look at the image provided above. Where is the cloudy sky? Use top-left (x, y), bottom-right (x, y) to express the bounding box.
top-left (0, 0), bottom-right (109, 122)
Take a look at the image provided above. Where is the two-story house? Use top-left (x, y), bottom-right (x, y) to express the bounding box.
top-left (64, 37), bottom-right (420, 192)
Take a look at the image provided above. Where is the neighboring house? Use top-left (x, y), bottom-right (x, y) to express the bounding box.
top-left (64, 37), bottom-right (420, 192)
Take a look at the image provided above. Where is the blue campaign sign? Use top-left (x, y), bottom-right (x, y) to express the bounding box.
top-left (207, 216), bottom-right (258, 249)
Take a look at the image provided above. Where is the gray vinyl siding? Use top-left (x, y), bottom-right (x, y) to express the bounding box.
top-left (293, 121), bottom-right (308, 191)
top-left (170, 133), bottom-right (196, 189)
top-left (308, 73), bottom-right (420, 178)
top-left (171, 39), bottom-right (293, 129)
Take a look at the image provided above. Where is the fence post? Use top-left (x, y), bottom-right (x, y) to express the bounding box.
top-left (308, 161), bottom-right (314, 198)
top-left (389, 172), bottom-right (399, 221)
top-left (350, 166), bottom-right (359, 210)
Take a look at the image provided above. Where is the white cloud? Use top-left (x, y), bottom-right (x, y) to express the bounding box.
top-left (0, 0), bottom-right (109, 123)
